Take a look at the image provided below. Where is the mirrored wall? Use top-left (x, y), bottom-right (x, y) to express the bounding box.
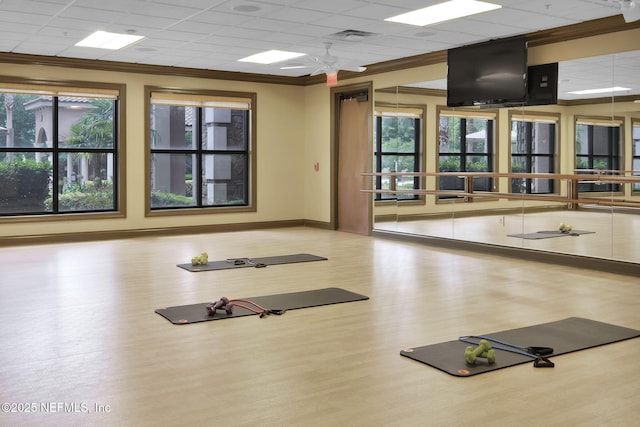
top-left (371, 51), bottom-right (640, 265)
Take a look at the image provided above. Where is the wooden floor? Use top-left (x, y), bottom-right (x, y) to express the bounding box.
top-left (0, 227), bottom-right (638, 426)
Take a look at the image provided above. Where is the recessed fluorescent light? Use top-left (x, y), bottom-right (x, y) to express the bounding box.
top-left (75, 31), bottom-right (144, 50)
top-left (568, 87), bottom-right (631, 95)
top-left (238, 50), bottom-right (306, 64)
top-left (385, 0), bottom-right (501, 26)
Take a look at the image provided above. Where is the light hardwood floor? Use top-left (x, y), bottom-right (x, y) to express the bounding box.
top-left (0, 227), bottom-right (638, 426)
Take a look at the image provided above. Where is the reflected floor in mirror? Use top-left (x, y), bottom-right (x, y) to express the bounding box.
top-left (0, 227), bottom-right (639, 425)
top-left (374, 208), bottom-right (640, 263)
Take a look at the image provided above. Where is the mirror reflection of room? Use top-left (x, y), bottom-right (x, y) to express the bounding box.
top-left (372, 49), bottom-right (640, 264)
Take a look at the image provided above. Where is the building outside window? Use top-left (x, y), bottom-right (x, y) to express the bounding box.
top-left (0, 83), bottom-right (121, 216)
top-left (575, 116), bottom-right (622, 193)
top-left (438, 108), bottom-right (495, 199)
top-left (510, 113), bottom-right (558, 194)
top-left (147, 89), bottom-right (255, 213)
top-left (373, 105), bottom-right (423, 201)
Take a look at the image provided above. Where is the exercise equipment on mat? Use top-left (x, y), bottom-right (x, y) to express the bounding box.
top-left (177, 253), bottom-right (327, 272)
top-left (400, 317), bottom-right (640, 377)
top-left (463, 339), bottom-right (496, 365)
top-left (226, 258), bottom-right (267, 268)
top-left (507, 230), bottom-right (594, 240)
top-left (155, 287), bottom-right (369, 325)
top-left (558, 222), bottom-right (573, 232)
top-left (460, 335), bottom-right (554, 368)
top-left (206, 296), bottom-right (285, 318)
top-left (191, 252), bottom-right (209, 266)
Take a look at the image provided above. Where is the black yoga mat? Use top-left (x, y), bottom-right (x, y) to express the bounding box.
top-left (156, 287), bottom-right (369, 324)
top-left (400, 317), bottom-right (640, 377)
top-left (177, 253), bottom-right (327, 272)
top-left (508, 230), bottom-right (595, 240)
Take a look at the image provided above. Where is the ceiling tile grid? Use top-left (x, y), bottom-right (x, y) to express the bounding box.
top-left (0, 0), bottom-right (636, 99)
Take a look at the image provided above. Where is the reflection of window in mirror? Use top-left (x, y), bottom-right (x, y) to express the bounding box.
top-left (509, 111), bottom-right (559, 195)
top-left (437, 107), bottom-right (496, 199)
top-left (575, 116), bottom-right (622, 193)
top-left (633, 118), bottom-right (640, 192)
top-left (373, 104), bottom-right (425, 203)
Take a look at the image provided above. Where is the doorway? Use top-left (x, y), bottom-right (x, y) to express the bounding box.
top-left (331, 82), bottom-right (373, 235)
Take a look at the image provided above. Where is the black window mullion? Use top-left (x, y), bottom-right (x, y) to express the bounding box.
top-left (526, 122), bottom-right (533, 193)
top-left (52, 96), bottom-right (60, 213)
top-left (460, 118), bottom-right (467, 171)
top-left (195, 107), bottom-right (203, 207)
top-left (588, 126), bottom-right (595, 170)
top-left (243, 109), bottom-right (250, 204)
top-left (412, 118), bottom-right (420, 193)
top-left (487, 119), bottom-right (494, 171)
top-left (375, 117), bottom-right (383, 198)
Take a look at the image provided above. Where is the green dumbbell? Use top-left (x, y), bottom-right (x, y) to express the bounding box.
top-left (465, 339), bottom-right (496, 364)
top-left (191, 252), bottom-right (209, 266)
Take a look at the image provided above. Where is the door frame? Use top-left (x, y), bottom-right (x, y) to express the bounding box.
top-left (329, 81), bottom-right (374, 233)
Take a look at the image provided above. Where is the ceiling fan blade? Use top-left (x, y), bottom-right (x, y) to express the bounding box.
top-left (338, 65), bottom-right (367, 73)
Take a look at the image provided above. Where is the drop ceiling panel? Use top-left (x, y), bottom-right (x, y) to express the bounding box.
top-left (289, 0), bottom-right (368, 14)
top-left (261, 7), bottom-right (334, 24)
top-left (0, 0), bottom-right (66, 15)
top-left (469, 9), bottom-right (578, 30)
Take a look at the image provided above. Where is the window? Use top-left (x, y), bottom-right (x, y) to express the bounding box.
top-left (373, 105), bottom-right (423, 201)
top-left (510, 113), bottom-right (558, 194)
top-left (0, 82), bottom-right (121, 217)
top-left (633, 119), bottom-right (640, 192)
top-left (147, 88), bottom-right (256, 213)
top-left (438, 108), bottom-right (496, 198)
top-left (575, 116), bottom-right (622, 193)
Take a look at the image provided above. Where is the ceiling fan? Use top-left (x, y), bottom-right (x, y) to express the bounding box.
top-left (596, 0), bottom-right (640, 22)
top-left (282, 42), bottom-right (367, 86)
top-left (309, 42), bottom-right (367, 75)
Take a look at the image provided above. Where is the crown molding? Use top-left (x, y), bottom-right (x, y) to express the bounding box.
top-left (0, 51), bottom-right (305, 86)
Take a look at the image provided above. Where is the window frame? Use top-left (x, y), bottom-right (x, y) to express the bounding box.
top-left (144, 86), bottom-right (257, 216)
top-left (373, 103), bottom-right (425, 203)
top-left (574, 115), bottom-right (623, 193)
top-left (632, 118), bottom-right (640, 193)
top-left (436, 106), bottom-right (497, 201)
top-left (508, 110), bottom-right (560, 195)
top-left (0, 77), bottom-right (125, 221)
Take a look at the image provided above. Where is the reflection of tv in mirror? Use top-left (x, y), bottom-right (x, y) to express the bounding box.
top-left (526, 62), bottom-right (558, 106)
top-left (447, 37), bottom-right (528, 107)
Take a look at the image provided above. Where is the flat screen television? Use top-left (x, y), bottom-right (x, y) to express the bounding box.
top-left (447, 36), bottom-right (528, 107)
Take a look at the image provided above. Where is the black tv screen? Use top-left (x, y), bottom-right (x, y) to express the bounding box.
top-left (447, 37), bottom-right (528, 107)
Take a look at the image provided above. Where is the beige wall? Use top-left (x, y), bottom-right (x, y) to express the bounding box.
top-left (302, 84), bottom-right (332, 223)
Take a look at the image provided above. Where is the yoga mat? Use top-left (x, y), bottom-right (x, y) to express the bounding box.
top-left (156, 287), bottom-right (369, 324)
top-left (400, 317), bottom-right (640, 377)
top-left (177, 253), bottom-right (327, 272)
top-left (508, 230), bottom-right (595, 240)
